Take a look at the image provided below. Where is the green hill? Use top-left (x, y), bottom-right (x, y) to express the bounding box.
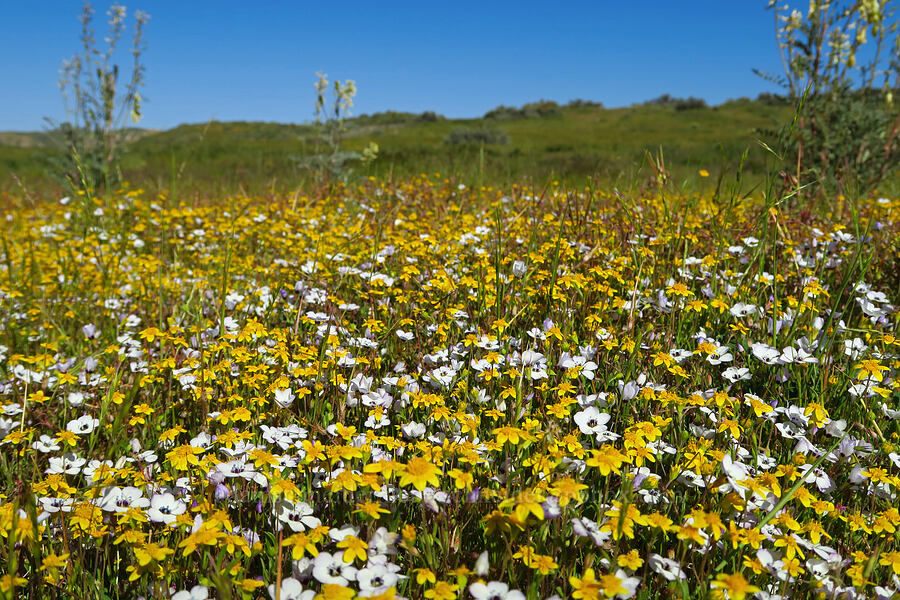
top-left (0, 96), bottom-right (792, 196)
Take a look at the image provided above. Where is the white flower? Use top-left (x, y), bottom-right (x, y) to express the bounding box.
top-left (648, 554), bottom-right (685, 581)
top-left (512, 260), bottom-right (527, 277)
top-left (730, 302), bottom-right (759, 318)
top-left (38, 497), bottom-right (74, 513)
top-left (751, 342), bottom-right (782, 365)
top-left (329, 525), bottom-right (360, 543)
top-left (400, 421), bottom-right (426, 439)
top-left (274, 388), bottom-right (295, 409)
top-left (172, 585), bottom-right (210, 600)
top-left (474, 551), bottom-right (490, 576)
top-left (609, 569), bottom-right (640, 598)
top-left (571, 517), bottom-right (610, 546)
top-left (357, 563), bottom-right (400, 595)
top-left (573, 407), bottom-right (611, 437)
top-left (721, 454), bottom-right (751, 495)
top-left (428, 365), bottom-right (457, 388)
top-left (312, 551), bottom-right (357, 586)
top-left (843, 338), bottom-right (868, 359)
top-left (561, 354), bottom-right (598, 380)
top-left (396, 329), bottom-right (414, 341)
top-left (668, 348), bottom-right (692, 363)
top-left (83, 459), bottom-right (113, 484)
top-left (368, 527), bottom-right (400, 558)
top-left (705, 345), bottom-right (733, 365)
top-left (275, 498), bottom-right (321, 532)
top-left (881, 403), bottom-right (900, 419)
top-left (780, 346), bottom-right (818, 364)
top-left (267, 577), bottom-right (314, 600)
top-left (46, 453), bottom-right (86, 475)
top-left (31, 435), bottom-right (60, 453)
top-left (364, 411), bottom-right (391, 430)
top-left (98, 486), bottom-right (150, 513)
top-left (469, 581), bottom-right (526, 600)
top-left (722, 367), bottom-right (751, 383)
top-left (66, 392), bottom-right (85, 407)
top-left (66, 415), bottom-right (100, 435)
top-left (147, 492), bottom-right (186, 525)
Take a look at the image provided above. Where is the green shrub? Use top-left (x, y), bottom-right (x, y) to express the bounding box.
top-left (484, 100), bottom-right (560, 120)
top-left (566, 98), bottom-right (604, 109)
top-left (673, 97), bottom-right (708, 111)
top-left (443, 127), bottom-right (510, 146)
top-left (416, 111), bottom-right (444, 122)
top-left (757, 0), bottom-right (900, 196)
top-left (643, 94), bottom-right (707, 110)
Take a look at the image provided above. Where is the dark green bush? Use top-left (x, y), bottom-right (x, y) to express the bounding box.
top-left (566, 99), bottom-right (604, 109)
top-left (484, 100), bottom-right (560, 120)
top-left (444, 127), bottom-right (510, 146)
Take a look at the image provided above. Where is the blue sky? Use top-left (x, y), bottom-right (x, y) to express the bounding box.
top-left (1, 1), bottom-right (786, 131)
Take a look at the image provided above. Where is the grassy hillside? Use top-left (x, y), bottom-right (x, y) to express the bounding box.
top-left (0, 97), bottom-right (792, 196)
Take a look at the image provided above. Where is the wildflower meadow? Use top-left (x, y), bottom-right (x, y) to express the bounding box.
top-left (0, 175), bottom-right (898, 599)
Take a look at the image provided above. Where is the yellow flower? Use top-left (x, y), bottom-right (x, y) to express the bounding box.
top-left (500, 491), bottom-right (545, 522)
top-left (0, 574), bottom-right (27, 593)
top-left (446, 468), bottom-right (474, 490)
top-left (336, 535), bottom-right (368, 563)
top-left (414, 568), bottom-right (436, 585)
top-left (40, 552), bottom-right (69, 572)
top-left (880, 551), bottom-right (900, 575)
top-left (366, 588), bottom-right (402, 600)
top-left (586, 445), bottom-right (628, 476)
top-left (856, 359), bottom-right (889, 381)
top-left (138, 326), bottom-right (162, 342)
top-left (530, 553), bottom-right (558, 574)
top-left (398, 457), bottom-right (441, 491)
top-left (570, 568), bottom-right (602, 600)
top-left (666, 282), bottom-right (693, 297)
top-left (402, 524), bottom-right (417, 544)
top-left (133, 543), bottom-right (174, 566)
top-left (710, 573), bottom-right (760, 600)
top-left (55, 430), bottom-right (78, 447)
top-left (492, 425), bottom-right (526, 445)
top-left (597, 572), bottom-right (629, 597)
top-left (617, 549), bottom-right (643, 570)
top-left (179, 527), bottom-right (223, 555)
top-left (270, 477), bottom-right (300, 500)
top-left (315, 584), bottom-right (356, 600)
top-left (165, 444), bottom-right (203, 470)
top-left (353, 500), bottom-right (389, 519)
top-left (549, 477), bottom-right (588, 507)
top-left (424, 581), bottom-right (459, 600)
top-left (284, 532), bottom-right (320, 560)
top-left (237, 578), bottom-right (265, 592)
top-left (512, 544), bottom-right (536, 566)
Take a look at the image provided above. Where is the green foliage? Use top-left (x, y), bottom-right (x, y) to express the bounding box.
top-left (48, 2), bottom-right (149, 194)
top-left (642, 94), bottom-right (708, 110)
top-left (756, 92), bottom-right (791, 105)
top-left (444, 127), bottom-right (510, 146)
top-left (484, 100), bottom-right (561, 120)
top-left (350, 110), bottom-right (445, 127)
top-left (566, 98), bottom-right (604, 109)
top-left (758, 0), bottom-right (900, 195)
